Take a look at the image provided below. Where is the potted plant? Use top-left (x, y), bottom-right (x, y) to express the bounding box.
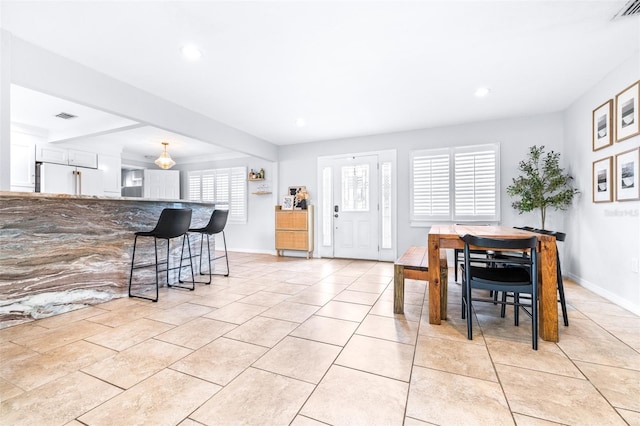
top-left (507, 145), bottom-right (578, 230)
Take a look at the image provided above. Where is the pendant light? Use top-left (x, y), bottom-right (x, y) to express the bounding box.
top-left (154, 142), bottom-right (176, 169)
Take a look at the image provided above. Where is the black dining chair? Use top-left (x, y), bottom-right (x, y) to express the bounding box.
top-left (497, 227), bottom-right (569, 327)
top-left (453, 224), bottom-right (493, 282)
top-left (461, 234), bottom-right (539, 350)
top-left (128, 208), bottom-right (195, 302)
top-left (188, 209), bottom-right (230, 283)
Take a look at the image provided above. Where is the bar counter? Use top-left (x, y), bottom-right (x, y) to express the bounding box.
top-left (0, 192), bottom-right (217, 328)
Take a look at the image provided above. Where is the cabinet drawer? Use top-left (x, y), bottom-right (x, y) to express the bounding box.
top-left (68, 150), bottom-right (98, 169)
top-left (275, 231), bottom-right (309, 250)
top-left (275, 211), bottom-right (308, 230)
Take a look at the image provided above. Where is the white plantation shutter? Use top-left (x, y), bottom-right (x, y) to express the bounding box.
top-left (411, 149), bottom-right (450, 221)
top-left (454, 145), bottom-right (499, 221)
top-left (201, 172), bottom-right (215, 202)
top-left (186, 166), bottom-right (247, 224)
top-left (230, 167), bottom-right (247, 224)
top-left (188, 172), bottom-right (202, 201)
top-left (411, 144), bottom-right (500, 223)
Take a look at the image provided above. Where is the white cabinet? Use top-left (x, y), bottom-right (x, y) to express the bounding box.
top-left (35, 145), bottom-right (98, 168)
top-left (98, 155), bottom-right (121, 196)
top-left (68, 150), bottom-right (98, 169)
top-left (36, 144), bottom-right (68, 165)
top-left (144, 169), bottom-right (180, 200)
top-left (11, 137), bottom-right (35, 191)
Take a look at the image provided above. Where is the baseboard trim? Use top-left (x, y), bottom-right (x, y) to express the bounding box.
top-left (565, 272), bottom-right (640, 316)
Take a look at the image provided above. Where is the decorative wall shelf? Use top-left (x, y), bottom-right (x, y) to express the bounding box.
top-left (248, 178), bottom-right (265, 181)
top-left (251, 191), bottom-right (272, 195)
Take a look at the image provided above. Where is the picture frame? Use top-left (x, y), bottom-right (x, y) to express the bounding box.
top-left (281, 195), bottom-right (295, 210)
top-left (592, 156), bottom-right (613, 203)
top-left (615, 147), bottom-right (640, 201)
top-left (615, 80), bottom-right (640, 142)
top-left (592, 100), bottom-right (613, 151)
top-left (288, 186), bottom-right (307, 209)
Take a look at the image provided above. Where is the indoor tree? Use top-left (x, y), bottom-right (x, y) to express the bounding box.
top-left (507, 145), bottom-right (578, 230)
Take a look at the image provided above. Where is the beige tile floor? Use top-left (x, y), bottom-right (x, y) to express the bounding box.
top-left (1, 252), bottom-right (639, 425)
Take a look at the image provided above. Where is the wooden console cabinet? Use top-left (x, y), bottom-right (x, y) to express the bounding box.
top-left (275, 205), bottom-right (314, 258)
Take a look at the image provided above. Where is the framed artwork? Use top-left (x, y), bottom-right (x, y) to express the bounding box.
top-left (282, 195), bottom-right (295, 210)
top-left (615, 148), bottom-right (640, 201)
top-left (288, 186), bottom-right (307, 209)
top-left (592, 156), bottom-right (613, 203)
top-left (615, 80), bottom-right (640, 142)
top-left (592, 100), bottom-right (613, 151)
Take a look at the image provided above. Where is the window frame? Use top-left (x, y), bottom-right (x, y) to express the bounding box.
top-left (188, 166), bottom-right (247, 224)
top-left (410, 143), bottom-right (500, 224)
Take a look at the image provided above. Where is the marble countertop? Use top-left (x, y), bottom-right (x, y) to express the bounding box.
top-left (0, 191), bottom-right (224, 204)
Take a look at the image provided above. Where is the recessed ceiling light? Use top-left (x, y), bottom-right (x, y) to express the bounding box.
top-left (475, 87), bottom-right (491, 97)
top-left (295, 118), bottom-right (306, 127)
top-left (181, 44), bottom-right (202, 61)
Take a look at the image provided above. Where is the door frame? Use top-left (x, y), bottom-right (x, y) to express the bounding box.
top-left (316, 149), bottom-right (397, 261)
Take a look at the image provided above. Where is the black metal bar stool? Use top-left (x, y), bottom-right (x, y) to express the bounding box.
top-left (128, 208), bottom-right (195, 302)
top-left (188, 209), bottom-right (230, 283)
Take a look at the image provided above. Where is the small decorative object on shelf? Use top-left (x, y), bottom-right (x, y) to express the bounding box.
top-left (288, 186), bottom-right (309, 209)
top-left (249, 168), bottom-right (265, 180)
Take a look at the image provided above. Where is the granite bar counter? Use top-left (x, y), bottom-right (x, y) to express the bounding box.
top-left (0, 192), bottom-right (218, 328)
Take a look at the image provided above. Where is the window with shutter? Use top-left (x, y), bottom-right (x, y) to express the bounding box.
top-left (410, 148), bottom-right (450, 221)
top-left (187, 166), bottom-right (247, 224)
top-left (454, 145), bottom-right (499, 221)
top-left (411, 144), bottom-right (500, 223)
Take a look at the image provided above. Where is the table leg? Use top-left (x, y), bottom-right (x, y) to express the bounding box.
top-left (393, 264), bottom-right (405, 314)
top-left (538, 238), bottom-right (559, 342)
top-left (428, 234), bottom-right (441, 324)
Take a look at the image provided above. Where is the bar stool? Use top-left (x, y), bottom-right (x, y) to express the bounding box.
top-left (128, 208), bottom-right (195, 302)
top-left (189, 209), bottom-right (230, 283)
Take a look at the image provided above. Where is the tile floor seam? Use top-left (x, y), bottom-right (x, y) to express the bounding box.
top-left (404, 289), bottom-right (426, 424)
top-left (286, 281), bottom-right (381, 425)
top-left (569, 358), bottom-right (636, 424)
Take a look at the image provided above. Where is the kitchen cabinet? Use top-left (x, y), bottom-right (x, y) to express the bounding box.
top-left (36, 145), bottom-right (68, 165)
top-left (275, 205), bottom-right (314, 258)
top-left (35, 145), bottom-right (98, 169)
top-left (144, 169), bottom-right (180, 200)
top-left (68, 150), bottom-right (98, 169)
top-left (98, 155), bottom-right (121, 196)
top-left (11, 138), bottom-right (35, 191)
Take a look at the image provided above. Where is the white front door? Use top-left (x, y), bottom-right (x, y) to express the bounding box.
top-left (332, 155), bottom-right (379, 260)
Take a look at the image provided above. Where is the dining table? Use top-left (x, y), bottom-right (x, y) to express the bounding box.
top-left (428, 224), bottom-right (559, 342)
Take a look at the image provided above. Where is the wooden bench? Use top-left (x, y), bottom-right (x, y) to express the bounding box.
top-left (393, 246), bottom-right (448, 315)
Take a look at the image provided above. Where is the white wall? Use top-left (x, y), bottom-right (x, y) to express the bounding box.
top-left (279, 112), bottom-right (566, 256)
top-left (563, 52), bottom-right (640, 315)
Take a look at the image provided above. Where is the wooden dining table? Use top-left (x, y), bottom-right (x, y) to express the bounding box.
top-left (428, 224), bottom-right (559, 342)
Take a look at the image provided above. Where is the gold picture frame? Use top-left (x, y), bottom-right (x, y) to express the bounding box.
top-left (592, 156), bottom-right (613, 203)
top-left (592, 100), bottom-right (613, 151)
top-left (615, 147), bottom-right (640, 201)
top-left (615, 80), bottom-right (640, 142)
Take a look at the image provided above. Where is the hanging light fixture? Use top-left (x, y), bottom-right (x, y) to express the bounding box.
top-left (154, 142), bottom-right (176, 169)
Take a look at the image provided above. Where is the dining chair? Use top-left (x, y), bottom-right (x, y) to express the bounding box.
top-left (497, 227), bottom-right (569, 327)
top-left (128, 208), bottom-right (195, 302)
top-left (461, 234), bottom-right (539, 350)
top-left (453, 224), bottom-right (493, 282)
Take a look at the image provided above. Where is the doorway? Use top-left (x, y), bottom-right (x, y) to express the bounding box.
top-left (317, 150), bottom-right (396, 261)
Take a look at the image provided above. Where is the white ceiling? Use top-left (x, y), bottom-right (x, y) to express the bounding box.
top-left (2, 1), bottom-right (639, 155)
